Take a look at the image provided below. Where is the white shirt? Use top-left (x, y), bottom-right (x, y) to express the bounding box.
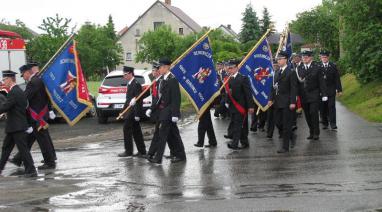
top-left (323, 62), bottom-right (329, 68)
top-left (163, 72), bottom-right (171, 80)
top-left (280, 65), bottom-right (288, 73)
top-left (28, 72), bottom-right (37, 82)
top-left (232, 71), bottom-right (239, 79)
top-left (128, 77), bottom-right (135, 85)
top-left (304, 63), bottom-right (312, 70)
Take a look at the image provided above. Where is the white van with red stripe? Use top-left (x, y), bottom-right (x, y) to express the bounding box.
top-left (96, 69), bottom-right (152, 124)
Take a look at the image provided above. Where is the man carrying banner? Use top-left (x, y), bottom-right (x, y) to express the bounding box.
top-left (319, 50), bottom-right (342, 130)
top-left (296, 50), bottom-right (328, 140)
top-left (268, 51), bottom-right (298, 153)
top-left (9, 63), bottom-right (57, 169)
top-left (0, 70), bottom-right (37, 177)
top-left (118, 66), bottom-right (146, 158)
top-left (225, 59), bottom-right (255, 150)
top-left (146, 63), bottom-right (175, 160)
top-left (148, 58), bottom-right (186, 164)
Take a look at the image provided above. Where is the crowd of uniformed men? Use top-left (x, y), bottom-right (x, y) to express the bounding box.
top-left (0, 49), bottom-right (342, 176)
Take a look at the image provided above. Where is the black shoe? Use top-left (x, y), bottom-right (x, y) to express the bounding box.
top-left (8, 158), bottom-right (22, 167)
top-left (24, 171), bottom-right (38, 178)
top-left (240, 144), bottom-right (249, 149)
top-left (194, 143), bottom-right (204, 148)
top-left (204, 143), bottom-right (217, 148)
top-left (224, 135), bottom-right (233, 139)
top-left (38, 163), bottom-right (56, 170)
top-left (145, 154), bottom-right (154, 159)
top-left (259, 127), bottom-right (265, 132)
top-left (323, 125), bottom-right (328, 130)
top-left (277, 149), bottom-right (289, 153)
top-left (307, 135), bottom-right (313, 140)
top-left (331, 126), bottom-right (338, 130)
top-left (171, 157), bottom-right (186, 163)
top-left (292, 126), bottom-right (298, 131)
top-left (148, 158), bottom-right (162, 164)
top-left (250, 127), bottom-right (257, 132)
top-left (313, 135), bottom-right (319, 140)
top-left (266, 134), bottom-right (273, 139)
top-left (227, 143), bottom-right (239, 150)
top-left (133, 152), bottom-right (147, 158)
top-left (164, 155), bottom-right (175, 159)
top-left (118, 152), bottom-right (133, 158)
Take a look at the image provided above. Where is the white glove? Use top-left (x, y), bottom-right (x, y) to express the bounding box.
top-left (171, 117), bottom-right (179, 123)
top-left (134, 116), bottom-right (140, 122)
top-left (129, 97), bottom-right (136, 106)
top-left (322, 96), bottom-right (328, 102)
top-left (49, 111), bottom-right (56, 120)
top-left (225, 103), bottom-right (229, 109)
top-left (145, 109), bottom-right (152, 118)
top-left (25, 127), bottom-right (33, 134)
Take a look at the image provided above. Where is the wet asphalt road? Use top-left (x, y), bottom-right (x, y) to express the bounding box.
top-left (1, 102), bottom-right (382, 211)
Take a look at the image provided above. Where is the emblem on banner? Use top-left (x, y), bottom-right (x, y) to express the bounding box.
top-left (193, 67), bottom-right (212, 84)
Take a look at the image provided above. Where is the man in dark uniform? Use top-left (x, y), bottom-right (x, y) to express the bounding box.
top-left (290, 53), bottom-right (303, 131)
top-left (0, 70), bottom-right (37, 177)
top-left (118, 66), bottom-right (146, 158)
top-left (224, 59), bottom-right (255, 150)
top-left (10, 63), bottom-right (57, 169)
top-left (214, 62), bottom-right (229, 118)
top-left (268, 51), bottom-right (298, 153)
top-left (319, 50), bottom-right (343, 130)
top-left (148, 58), bottom-right (186, 164)
top-left (194, 105), bottom-right (217, 148)
top-left (296, 50), bottom-right (328, 140)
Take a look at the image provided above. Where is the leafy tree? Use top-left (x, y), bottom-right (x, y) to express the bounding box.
top-left (240, 4), bottom-right (262, 44)
top-left (290, 0), bottom-right (340, 59)
top-left (135, 25), bottom-right (183, 63)
top-left (135, 26), bottom-right (243, 64)
top-left (76, 20), bottom-right (123, 78)
top-left (260, 7), bottom-right (275, 35)
top-left (336, 0), bottom-right (382, 83)
top-left (26, 14), bottom-right (72, 66)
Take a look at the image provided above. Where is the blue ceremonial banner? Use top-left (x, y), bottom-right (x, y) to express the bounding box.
top-left (283, 30), bottom-right (293, 59)
top-left (171, 32), bottom-right (220, 118)
top-left (239, 31), bottom-right (274, 111)
top-left (40, 37), bottom-right (93, 126)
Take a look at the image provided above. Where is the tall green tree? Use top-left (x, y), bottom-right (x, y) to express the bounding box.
top-left (240, 4), bottom-right (262, 44)
top-left (76, 20), bottom-right (123, 78)
top-left (135, 26), bottom-right (243, 64)
top-left (26, 14), bottom-right (72, 65)
top-left (260, 7), bottom-right (275, 34)
top-left (290, 0), bottom-right (340, 59)
top-left (336, 0), bottom-right (382, 83)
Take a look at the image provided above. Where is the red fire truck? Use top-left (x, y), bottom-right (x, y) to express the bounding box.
top-left (0, 30), bottom-right (27, 95)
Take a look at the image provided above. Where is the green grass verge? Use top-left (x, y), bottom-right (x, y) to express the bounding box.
top-left (87, 81), bottom-right (193, 110)
top-left (338, 74), bottom-right (382, 122)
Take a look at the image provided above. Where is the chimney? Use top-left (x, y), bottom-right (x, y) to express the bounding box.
top-left (227, 24), bottom-right (231, 30)
top-left (165, 0), bottom-right (171, 5)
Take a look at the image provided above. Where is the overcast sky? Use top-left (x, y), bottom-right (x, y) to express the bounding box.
top-left (2, 0), bottom-right (322, 34)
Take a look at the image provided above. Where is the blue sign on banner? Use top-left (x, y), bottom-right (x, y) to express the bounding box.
top-left (171, 35), bottom-right (220, 118)
top-left (41, 39), bottom-right (92, 126)
top-left (239, 37), bottom-right (274, 111)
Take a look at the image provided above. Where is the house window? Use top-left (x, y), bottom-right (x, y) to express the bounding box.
top-left (135, 29), bottom-right (140, 37)
top-left (154, 22), bottom-right (164, 30)
top-left (126, 52), bottom-right (132, 61)
top-left (179, 28), bottom-right (184, 35)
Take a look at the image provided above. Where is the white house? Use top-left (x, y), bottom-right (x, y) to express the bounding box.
top-left (218, 24), bottom-right (240, 42)
top-left (118, 0), bottom-right (202, 70)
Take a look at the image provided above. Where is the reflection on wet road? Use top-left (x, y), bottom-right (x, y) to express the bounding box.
top-left (1, 103), bottom-right (382, 211)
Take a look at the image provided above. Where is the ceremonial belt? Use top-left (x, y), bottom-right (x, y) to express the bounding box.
top-left (152, 81), bottom-right (158, 98)
top-left (224, 78), bottom-right (247, 117)
top-left (28, 105), bottom-right (49, 131)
